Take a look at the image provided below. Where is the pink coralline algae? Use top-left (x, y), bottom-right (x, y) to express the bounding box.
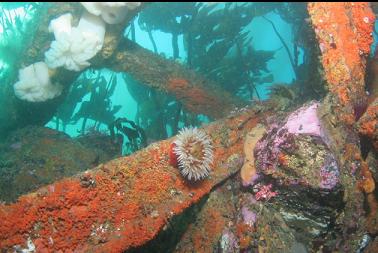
top-left (284, 101), bottom-right (322, 137)
top-left (254, 124), bottom-right (294, 173)
top-left (253, 101), bottom-right (340, 191)
top-left (254, 101), bottom-right (330, 173)
top-left (241, 206), bottom-right (257, 227)
top-left (220, 228), bottom-right (239, 252)
top-left (320, 156), bottom-right (340, 190)
top-left (253, 183), bottom-right (278, 201)
top-left (242, 173), bottom-right (260, 188)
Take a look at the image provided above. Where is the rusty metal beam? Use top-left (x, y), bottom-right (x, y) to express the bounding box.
top-left (308, 2), bottom-right (377, 250)
top-left (0, 106), bottom-right (267, 252)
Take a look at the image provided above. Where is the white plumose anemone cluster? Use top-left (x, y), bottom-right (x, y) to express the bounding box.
top-left (173, 127), bottom-right (214, 181)
top-left (14, 62), bottom-right (62, 102)
top-left (13, 3), bottom-right (139, 102)
top-left (81, 2), bottom-right (141, 24)
top-left (44, 11), bottom-right (106, 72)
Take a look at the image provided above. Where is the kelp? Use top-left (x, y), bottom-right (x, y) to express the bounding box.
top-left (139, 3), bottom-right (277, 101)
top-left (0, 3), bottom-right (46, 84)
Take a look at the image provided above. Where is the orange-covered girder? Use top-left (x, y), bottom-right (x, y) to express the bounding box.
top-left (0, 107), bottom-right (263, 252)
top-left (308, 2), bottom-right (374, 108)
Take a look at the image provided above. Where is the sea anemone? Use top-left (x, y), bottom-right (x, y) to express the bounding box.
top-left (48, 13), bottom-right (73, 38)
top-left (44, 11), bottom-right (105, 71)
top-left (13, 62), bottom-right (63, 102)
top-left (81, 2), bottom-right (141, 24)
top-left (170, 127), bottom-right (213, 181)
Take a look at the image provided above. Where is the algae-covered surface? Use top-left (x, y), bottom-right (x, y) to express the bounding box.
top-left (0, 2), bottom-right (377, 253)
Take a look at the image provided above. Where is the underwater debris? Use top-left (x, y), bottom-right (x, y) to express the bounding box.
top-left (308, 2), bottom-right (374, 124)
top-left (137, 2), bottom-right (276, 100)
top-left (111, 39), bottom-right (243, 119)
top-left (368, 47), bottom-right (378, 99)
top-left (76, 127), bottom-right (123, 160)
top-left (236, 191), bottom-right (300, 252)
top-left (0, 106), bottom-right (261, 252)
top-left (170, 127), bottom-right (213, 181)
top-left (166, 76), bottom-right (241, 119)
top-left (0, 126), bottom-right (115, 203)
top-left (175, 180), bottom-right (239, 253)
top-left (309, 3), bottom-right (377, 251)
top-left (0, 2), bottom-right (377, 252)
